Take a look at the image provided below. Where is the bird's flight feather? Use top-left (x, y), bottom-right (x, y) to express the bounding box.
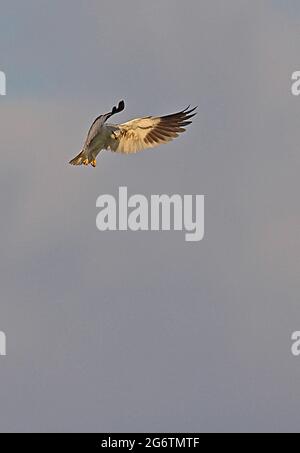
top-left (109, 106), bottom-right (197, 154)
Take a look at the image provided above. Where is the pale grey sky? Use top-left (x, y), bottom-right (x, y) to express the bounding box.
top-left (0, 0), bottom-right (300, 432)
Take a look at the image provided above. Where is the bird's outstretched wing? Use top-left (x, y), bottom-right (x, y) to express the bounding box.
top-left (108, 106), bottom-right (197, 154)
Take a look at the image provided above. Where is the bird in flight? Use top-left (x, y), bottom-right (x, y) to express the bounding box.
top-left (69, 100), bottom-right (197, 167)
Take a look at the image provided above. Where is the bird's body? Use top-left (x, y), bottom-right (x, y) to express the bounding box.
top-left (69, 100), bottom-right (197, 167)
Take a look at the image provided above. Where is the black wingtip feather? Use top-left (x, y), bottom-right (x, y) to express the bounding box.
top-left (162, 105), bottom-right (198, 120)
top-left (111, 100), bottom-right (125, 115)
top-left (183, 106), bottom-right (198, 115)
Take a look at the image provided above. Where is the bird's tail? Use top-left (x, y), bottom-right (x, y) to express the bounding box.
top-left (69, 150), bottom-right (86, 166)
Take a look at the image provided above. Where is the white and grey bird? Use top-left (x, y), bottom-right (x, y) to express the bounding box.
top-left (69, 100), bottom-right (197, 167)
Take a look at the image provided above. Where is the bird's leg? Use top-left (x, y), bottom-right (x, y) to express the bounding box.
top-left (83, 158), bottom-right (89, 166)
top-left (91, 159), bottom-right (97, 168)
